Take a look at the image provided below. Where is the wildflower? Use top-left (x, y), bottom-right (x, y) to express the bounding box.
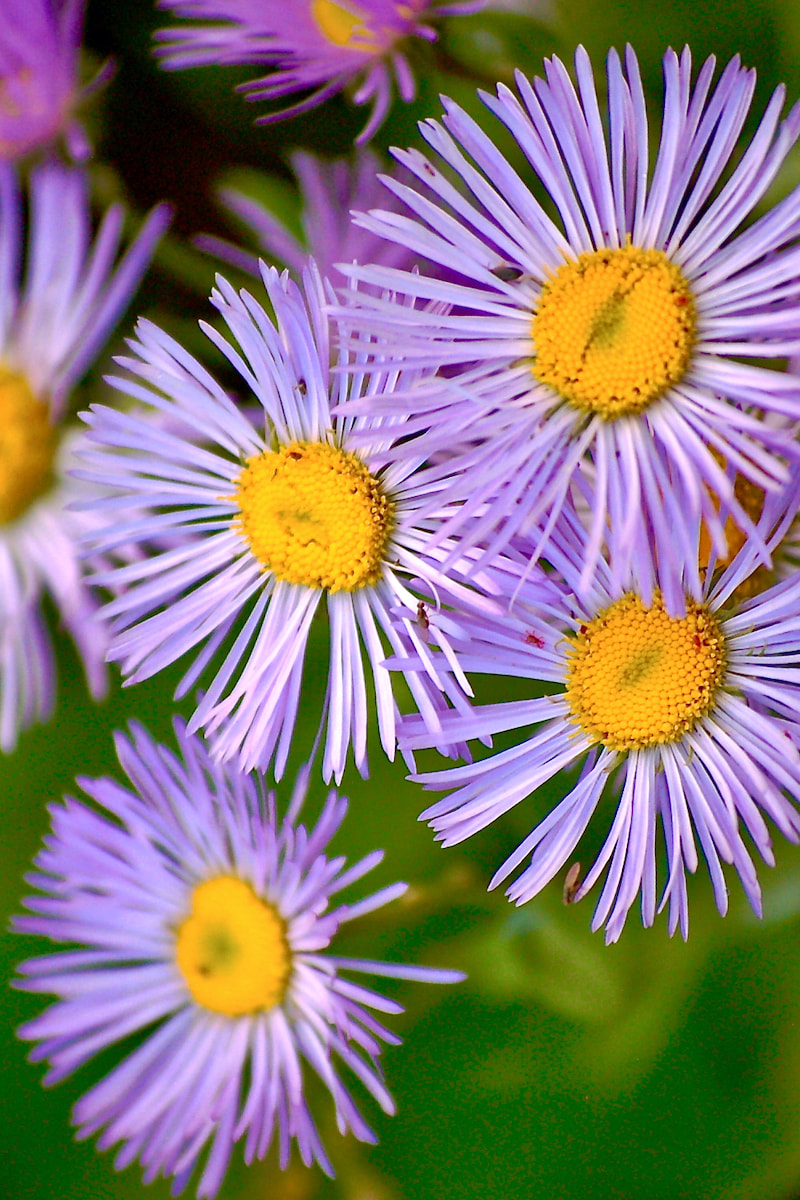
top-left (154, 0), bottom-right (485, 142)
top-left (198, 148), bottom-right (417, 287)
top-left (397, 501), bottom-right (800, 942)
top-left (0, 161), bottom-right (167, 751)
top-left (0, 0), bottom-right (91, 161)
top-left (78, 263), bottom-right (472, 781)
top-left (14, 721), bottom-right (463, 1197)
top-left (340, 47), bottom-right (800, 603)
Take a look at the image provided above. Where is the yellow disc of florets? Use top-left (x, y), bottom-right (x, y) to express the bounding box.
top-left (175, 876), bottom-right (290, 1016)
top-left (0, 368), bottom-right (56, 523)
top-left (312, 0), bottom-right (382, 49)
top-left (233, 440), bottom-right (392, 592)
top-left (532, 245), bottom-right (696, 418)
top-left (565, 592), bottom-right (725, 751)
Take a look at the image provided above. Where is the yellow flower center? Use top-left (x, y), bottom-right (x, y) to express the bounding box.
top-left (532, 246), bottom-right (696, 419)
top-left (565, 592), bottom-right (725, 751)
top-left (232, 440), bottom-right (393, 591)
top-left (0, 369), bottom-right (57, 523)
top-left (311, 0), bottom-right (383, 49)
top-left (175, 876), bottom-right (290, 1016)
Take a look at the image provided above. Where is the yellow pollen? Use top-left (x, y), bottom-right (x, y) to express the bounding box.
top-left (532, 245), bottom-right (696, 418)
top-left (175, 876), bottom-right (290, 1016)
top-left (311, 0), bottom-right (382, 49)
top-left (565, 592), bottom-right (725, 751)
top-left (0, 368), bottom-right (56, 523)
top-left (232, 440), bottom-right (393, 592)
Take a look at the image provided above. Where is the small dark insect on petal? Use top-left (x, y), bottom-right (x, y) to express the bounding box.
top-left (492, 263), bottom-right (525, 283)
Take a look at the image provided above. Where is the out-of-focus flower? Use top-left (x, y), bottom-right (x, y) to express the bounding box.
top-left (154, 0), bottom-right (486, 142)
top-left (198, 149), bottom-right (418, 286)
top-left (396, 491), bottom-right (800, 943)
top-left (338, 46), bottom-right (800, 605)
top-left (14, 721), bottom-right (463, 1197)
top-left (0, 0), bottom-right (93, 161)
top-left (0, 162), bottom-right (168, 751)
top-left (78, 263), bottom-right (473, 782)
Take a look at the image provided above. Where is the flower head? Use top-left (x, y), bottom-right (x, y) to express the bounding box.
top-left (78, 263), bottom-right (472, 781)
top-left (14, 721), bottom-right (462, 1197)
top-left (397, 497), bottom-right (800, 942)
top-left (154, 0), bottom-right (485, 142)
top-left (0, 0), bottom-right (91, 161)
top-left (0, 161), bottom-right (167, 750)
top-left (340, 46), bottom-right (800, 603)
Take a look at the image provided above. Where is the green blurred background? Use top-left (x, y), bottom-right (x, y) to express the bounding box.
top-left (6, 1), bottom-right (800, 1197)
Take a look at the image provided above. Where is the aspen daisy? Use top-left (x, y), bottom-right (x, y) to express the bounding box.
top-left (78, 263), bottom-right (472, 781)
top-left (396, 496), bottom-right (800, 942)
top-left (154, 0), bottom-right (485, 143)
top-left (0, 161), bottom-right (167, 751)
top-left (13, 721), bottom-right (463, 1197)
top-left (340, 46), bottom-right (800, 602)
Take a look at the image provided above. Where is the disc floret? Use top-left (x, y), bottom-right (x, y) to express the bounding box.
top-left (233, 439), bottom-right (393, 591)
top-left (175, 876), bottom-right (290, 1016)
top-left (566, 592), bottom-right (725, 750)
top-left (533, 246), bottom-right (696, 419)
top-left (0, 368), bottom-right (57, 523)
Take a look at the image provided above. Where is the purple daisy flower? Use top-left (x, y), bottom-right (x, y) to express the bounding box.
top-left (14, 720), bottom-right (463, 1197)
top-left (396, 489), bottom-right (800, 942)
top-left (154, 0), bottom-right (485, 142)
top-left (339, 46), bottom-right (800, 604)
top-left (78, 263), bottom-right (473, 782)
top-left (0, 0), bottom-right (92, 161)
top-left (198, 149), bottom-right (418, 287)
top-left (0, 161), bottom-right (167, 751)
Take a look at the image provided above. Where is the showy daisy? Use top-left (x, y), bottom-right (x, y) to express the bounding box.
top-left (14, 720), bottom-right (462, 1197)
top-left (396, 495), bottom-right (800, 942)
top-left (0, 0), bottom-right (90, 161)
top-left (198, 148), bottom-right (417, 287)
top-left (0, 161), bottom-right (167, 751)
top-left (340, 46), bottom-right (800, 602)
top-left (78, 263), bottom-right (472, 782)
top-left (154, 0), bottom-right (485, 142)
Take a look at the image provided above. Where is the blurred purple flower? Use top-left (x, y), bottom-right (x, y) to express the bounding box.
top-left (0, 161), bottom-right (168, 750)
top-left (14, 720), bottom-right (463, 1197)
top-left (199, 149), bottom-right (418, 287)
top-left (154, 0), bottom-right (485, 142)
top-left (0, 0), bottom-right (92, 161)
